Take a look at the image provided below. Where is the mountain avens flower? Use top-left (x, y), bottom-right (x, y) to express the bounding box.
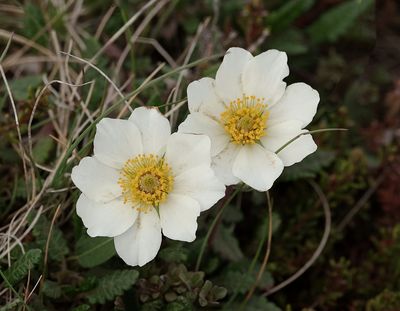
top-left (71, 107), bottom-right (226, 266)
top-left (179, 48), bottom-right (319, 191)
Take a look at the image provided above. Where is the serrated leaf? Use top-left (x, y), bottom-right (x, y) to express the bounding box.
top-left (307, 0), bottom-right (374, 43)
top-left (212, 226), bottom-right (243, 262)
top-left (280, 150), bottom-right (335, 182)
top-left (87, 270), bottom-right (139, 304)
top-left (30, 214), bottom-right (68, 262)
top-left (225, 260), bottom-right (274, 291)
top-left (223, 270), bottom-right (254, 294)
top-left (267, 0), bottom-right (315, 31)
top-left (159, 244), bottom-right (188, 263)
top-left (3, 249), bottom-right (42, 286)
top-left (75, 235), bottom-right (115, 268)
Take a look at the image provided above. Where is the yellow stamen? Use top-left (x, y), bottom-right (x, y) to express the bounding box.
top-left (220, 95), bottom-right (269, 145)
top-left (118, 154), bottom-right (174, 212)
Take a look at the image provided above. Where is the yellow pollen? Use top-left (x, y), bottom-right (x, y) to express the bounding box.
top-left (220, 95), bottom-right (269, 145)
top-left (118, 154), bottom-right (174, 213)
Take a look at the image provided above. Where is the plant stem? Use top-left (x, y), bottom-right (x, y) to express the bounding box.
top-left (275, 128), bottom-right (348, 154)
top-left (195, 185), bottom-right (243, 271)
top-left (242, 191), bottom-right (273, 307)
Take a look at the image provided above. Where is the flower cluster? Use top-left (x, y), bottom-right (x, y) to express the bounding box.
top-left (71, 48), bottom-right (320, 266)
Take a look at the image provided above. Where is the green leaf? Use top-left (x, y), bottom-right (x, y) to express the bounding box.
top-left (87, 269), bottom-right (139, 304)
top-left (3, 249), bottom-right (42, 286)
top-left (71, 305), bottom-right (91, 311)
top-left (268, 29), bottom-right (308, 55)
top-left (280, 150), bottom-right (335, 182)
top-left (142, 300), bottom-right (164, 311)
top-left (75, 234), bottom-right (115, 268)
top-left (166, 296), bottom-right (193, 311)
top-left (7, 75), bottom-right (42, 101)
top-left (159, 243), bottom-right (188, 263)
top-left (212, 226), bottom-right (243, 262)
top-left (22, 3), bottom-right (47, 46)
top-left (267, 0), bottom-right (315, 31)
top-left (32, 137), bottom-right (54, 164)
top-left (223, 271), bottom-right (254, 294)
top-left (307, 0), bottom-right (374, 43)
top-left (30, 214), bottom-right (68, 262)
top-left (245, 296), bottom-right (282, 311)
top-left (42, 280), bottom-right (62, 299)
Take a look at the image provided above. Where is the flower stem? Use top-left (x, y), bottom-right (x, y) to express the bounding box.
top-left (275, 128), bottom-right (348, 154)
top-left (195, 185), bottom-right (243, 271)
top-left (262, 180), bottom-right (331, 297)
top-left (242, 191), bottom-right (273, 308)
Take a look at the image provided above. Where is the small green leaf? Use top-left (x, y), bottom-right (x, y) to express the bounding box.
top-left (23, 3), bottom-right (47, 46)
top-left (3, 249), bottom-right (42, 286)
top-left (159, 243), bottom-right (188, 263)
top-left (212, 226), bottom-right (243, 262)
top-left (245, 296), bottom-right (282, 311)
top-left (42, 280), bottom-right (62, 299)
top-left (75, 234), bottom-right (115, 268)
top-left (307, 0), bottom-right (374, 43)
top-left (87, 270), bottom-right (139, 304)
top-left (268, 29), bottom-right (308, 55)
top-left (166, 296), bottom-right (193, 311)
top-left (8, 75), bottom-right (42, 101)
top-left (223, 271), bottom-right (254, 294)
top-left (32, 137), bottom-right (54, 164)
top-left (267, 0), bottom-right (315, 31)
top-left (30, 214), bottom-right (68, 262)
top-left (280, 150), bottom-right (335, 182)
top-left (71, 305), bottom-right (91, 311)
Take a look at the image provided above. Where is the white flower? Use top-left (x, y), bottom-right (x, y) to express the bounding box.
top-left (178, 48), bottom-right (319, 191)
top-left (71, 107), bottom-right (226, 267)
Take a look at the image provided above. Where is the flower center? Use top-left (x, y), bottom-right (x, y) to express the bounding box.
top-left (118, 154), bottom-right (174, 212)
top-left (220, 95), bottom-right (269, 145)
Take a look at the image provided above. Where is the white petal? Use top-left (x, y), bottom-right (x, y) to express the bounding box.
top-left (129, 107), bottom-right (171, 155)
top-left (178, 113), bottom-right (229, 156)
top-left (174, 165), bottom-right (226, 212)
top-left (165, 133), bottom-right (211, 175)
top-left (94, 118), bottom-right (143, 169)
top-left (232, 144), bottom-right (283, 191)
top-left (269, 82), bottom-right (320, 128)
top-left (261, 121), bottom-right (317, 166)
top-left (242, 49), bottom-right (289, 103)
top-left (114, 209), bottom-right (161, 267)
top-left (212, 143), bottom-right (241, 186)
top-left (76, 194), bottom-right (137, 237)
top-left (159, 194), bottom-right (200, 242)
top-left (187, 78), bottom-right (226, 118)
top-left (215, 47), bottom-right (253, 103)
top-left (71, 157), bottom-right (121, 202)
